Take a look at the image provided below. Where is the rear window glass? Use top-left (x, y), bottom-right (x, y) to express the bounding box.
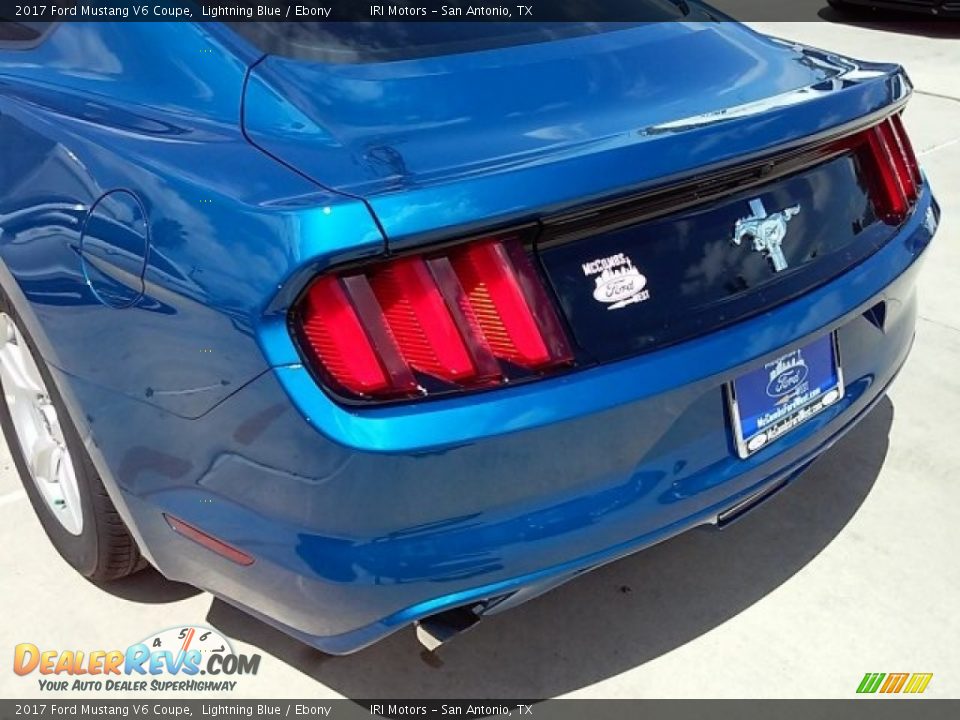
top-left (230, 3), bottom-right (687, 63)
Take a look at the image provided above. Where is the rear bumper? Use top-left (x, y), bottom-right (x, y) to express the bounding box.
top-left (71, 188), bottom-right (937, 654)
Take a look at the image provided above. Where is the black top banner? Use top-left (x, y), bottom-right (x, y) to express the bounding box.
top-left (2, 0), bottom-right (958, 23)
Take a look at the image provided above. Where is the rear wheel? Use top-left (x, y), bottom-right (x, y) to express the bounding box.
top-left (0, 295), bottom-right (144, 581)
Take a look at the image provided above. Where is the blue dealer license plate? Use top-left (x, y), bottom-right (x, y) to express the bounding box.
top-left (728, 333), bottom-right (844, 458)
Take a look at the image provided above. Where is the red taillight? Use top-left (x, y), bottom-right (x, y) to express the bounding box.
top-left (369, 257), bottom-right (480, 383)
top-left (449, 240), bottom-right (572, 370)
top-left (888, 113), bottom-right (922, 197)
top-left (296, 234), bottom-right (573, 401)
top-left (842, 113), bottom-right (922, 224)
top-left (298, 275), bottom-right (417, 397)
top-left (866, 123), bottom-right (909, 220)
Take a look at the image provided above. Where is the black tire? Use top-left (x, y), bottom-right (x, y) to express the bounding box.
top-left (0, 290), bottom-right (145, 582)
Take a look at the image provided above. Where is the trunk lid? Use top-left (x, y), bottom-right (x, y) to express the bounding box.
top-left (243, 22), bottom-right (908, 244)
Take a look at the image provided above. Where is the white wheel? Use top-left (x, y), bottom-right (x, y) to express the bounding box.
top-left (0, 313), bottom-right (83, 535)
top-left (0, 296), bottom-right (145, 581)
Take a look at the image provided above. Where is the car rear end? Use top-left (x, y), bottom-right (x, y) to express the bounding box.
top-left (141, 21), bottom-right (938, 653)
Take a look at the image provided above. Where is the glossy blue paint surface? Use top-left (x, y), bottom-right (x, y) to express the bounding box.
top-left (244, 23), bottom-right (910, 245)
top-left (0, 20), bottom-right (936, 653)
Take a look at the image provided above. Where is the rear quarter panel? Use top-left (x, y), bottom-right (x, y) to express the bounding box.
top-left (0, 22), bottom-right (382, 421)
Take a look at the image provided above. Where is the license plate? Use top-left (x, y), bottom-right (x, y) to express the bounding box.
top-left (727, 333), bottom-right (844, 459)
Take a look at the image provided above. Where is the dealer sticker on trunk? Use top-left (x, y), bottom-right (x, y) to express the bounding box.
top-left (582, 253), bottom-right (651, 310)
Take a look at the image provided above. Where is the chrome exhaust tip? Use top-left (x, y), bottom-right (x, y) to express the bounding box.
top-left (415, 606), bottom-right (482, 652)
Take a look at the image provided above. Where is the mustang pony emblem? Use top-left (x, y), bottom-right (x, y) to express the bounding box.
top-left (732, 198), bottom-right (801, 272)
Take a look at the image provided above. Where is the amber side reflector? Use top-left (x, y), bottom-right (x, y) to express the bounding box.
top-left (164, 514), bottom-right (255, 566)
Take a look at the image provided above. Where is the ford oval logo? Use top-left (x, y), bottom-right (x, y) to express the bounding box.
top-left (583, 254), bottom-right (652, 310)
top-left (766, 364), bottom-right (808, 398)
top-left (593, 273), bottom-right (646, 304)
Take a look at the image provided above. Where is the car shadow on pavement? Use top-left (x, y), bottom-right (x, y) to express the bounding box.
top-left (818, 7), bottom-right (960, 37)
top-left (203, 396), bottom-right (895, 698)
top-left (97, 566), bottom-right (201, 603)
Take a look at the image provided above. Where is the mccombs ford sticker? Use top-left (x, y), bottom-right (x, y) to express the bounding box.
top-left (582, 253), bottom-right (651, 310)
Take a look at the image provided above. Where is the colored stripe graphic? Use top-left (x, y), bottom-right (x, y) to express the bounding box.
top-left (857, 672), bottom-right (933, 694)
top-left (903, 673), bottom-right (933, 694)
top-left (857, 673), bottom-right (885, 693)
top-left (880, 673), bottom-right (909, 693)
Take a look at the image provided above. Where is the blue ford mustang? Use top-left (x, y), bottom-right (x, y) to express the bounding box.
top-left (0, 13), bottom-right (938, 654)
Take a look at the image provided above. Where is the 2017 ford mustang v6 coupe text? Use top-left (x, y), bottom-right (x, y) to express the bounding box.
top-left (0, 12), bottom-right (938, 653)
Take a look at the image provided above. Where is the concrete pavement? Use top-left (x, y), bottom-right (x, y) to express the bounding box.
top-left (1, 19), bottom-right (958, 700)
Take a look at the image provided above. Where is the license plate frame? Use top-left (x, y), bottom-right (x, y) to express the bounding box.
top-left (727, 333), bottom-right (844, 459)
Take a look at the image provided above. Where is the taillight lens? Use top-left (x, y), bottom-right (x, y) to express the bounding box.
top-left (888, 113), bottom-right (922, 197)
top-left (295, 234), bottom-right (574, 402)
top-left (840, 113), bottom-right (922, 224)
